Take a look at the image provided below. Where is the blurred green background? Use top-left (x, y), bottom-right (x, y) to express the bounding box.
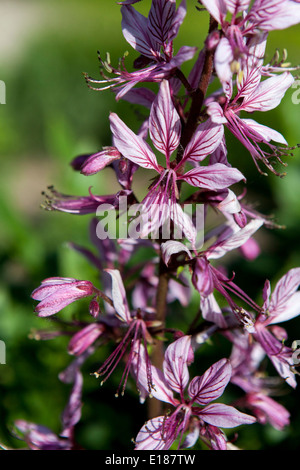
top-left (0, 0), bottom-right (300, 450)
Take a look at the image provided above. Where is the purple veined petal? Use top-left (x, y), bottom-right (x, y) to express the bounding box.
top-left (14, 421), bottom-right (70, 450)
top-left (262, 278), bottom-right (271, 311)
top-left (147, 0), bottom-right (176, 46)
top-left (180, 425), bottom-right (199, 449)
top-left (207, 219), bottom-right (263, 260)
top-left (267, 267), bottom-right (300, 319)
top-left (60, 370), bottom-right (83, 438)
top-left (132, 341), bottom-right (176, 405)
top-left (216, 189), bottom-right (241, 214)
top-left (188, 358), bottom-right (231, 405)
top-left (214, 37), bottom-right (234, 85)
top-left (109, 112), bottom-right (160, 172)
top-left (68, 323), bottom-right (105, 356)
top-left (240, 72), bottom-right (294, 113)
top-left (198, 403), bottom-right (256, 428)
top-left (206, 102), bottom-right (227, 125)
top-left (209, 138), bottom-right (230, 166)
top-left (149, 80), bottom-right (181, 161)
top-left (246, 393), bottom-right (290, 431)
top-left (121, 5), bottom-right (159, 59)
top-left (268, 349), bottom-right (297, 389)
top-left (104, 269), bottom-right (132, 323)
top-left (32, 280), bottom-right (95, 317)
top-left (80, 147), bottom-right (121, 176)
top-left (31, 277), bottom-right (77, 301)
top-left (242, 119), bottom-right (288, 145)
top-left (170, 201), bottom-right (198, 247)
top-left (248, 0), bottom-right (300, 31)
top-left (164, 45), bottom-right (198, 70)
top-left (181, 118), bottom-right (224, 164)
top-left (236, 34), bottom-right (267, 98)
top-left (161, 240), bottom-right (192, 266)
top-left (168, 0), bottom-right (187, 42)
top-left (192, 256), bottom-right (215, 297)
top-left (269, 291), bottom-right (300, 325)
top-left (200, 294), bottom-right (228, 328)
top-left (163, 335), bottom-right (192, 395)
top-left (116, 87), bottom-right (156, 108)
top-left (179, 163), bottom-right (245, 191)
top-left (135, 416), bottom-right (169, 450)
top-left (224, 0), bottom-right (252, 13)
top-left (200, 0), bottom-right (227, 24)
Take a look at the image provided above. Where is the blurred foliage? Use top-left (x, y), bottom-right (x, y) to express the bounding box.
top-left (0, 0), bottom-right (300, 451)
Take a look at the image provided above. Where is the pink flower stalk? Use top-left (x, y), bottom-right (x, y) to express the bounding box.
top-left (134, 335), bottom-right (256, 450)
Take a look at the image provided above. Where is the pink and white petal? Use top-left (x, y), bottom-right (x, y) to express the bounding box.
top-left (110, 113), bottom-right (160, 171)
top-left (200, 294), bottom-right (228, 328)
top-left (268, 267), bottom-right (300, 317)
top-left (188, 358), bottom-right (231, 405)
top-left (242, 119), bottom-right (288, 145)
top-left (268, 291), bottom-right (300, 325)
top-left (149, 80), bottom-right (181, 159)
top-left (241, 72), bottom-right (294, 113)
top-left (207, 219), bottom-right (263, 260)
top-left (224, 0), bottom-right (251, 13)
top-left (148, 0), bottom-right (176, 46)
top-left (215, 37), bottom-right (234, 86)
top-left (169, 0), bottom-right (187, 42)
top-left (179, 163), bottom-right (245, 191)
top-left (248, 0), bottom-right (300, 31)
top-left (206, 102), bottom-right (227, 125)
top-left (121, 5), bottom-right (158, 58)
top-left (104, 269), bottom-right (131, 323)
top-left (170, 202), bottom-right (198, 247)
top-left (161, 240), bottom-right (192, 266)
top-left (269, 353), bottom-right (297, 389)
top-left (135, 416), bottom-right (168, 450)
top-left (182, 118), bottom-right (224, 163)
top-left (180, 426), bottom-right (199, 449)
top-left (199, 403), bottom-right (256, 428)
top-left (199, 0), bottom-right (227, 24)
top-left (117, 87), bottom-right (156, 108)
top-left (163, 336), bottom-right (192, 395)
top-left (80, 148), bottom-right (121, 175)
top-left (216, 189), bottom-right (241, 214)
top-left (68, 323), bottom-right (105, 356)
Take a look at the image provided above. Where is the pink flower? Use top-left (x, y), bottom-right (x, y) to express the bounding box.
top-left (200, 0), bottom-right (300, 85)
top-left (31, 277), bottom-right (97, 317)
top-left (85, 0), bottom-right (197, 100)
top-left (110, 79), bottom-right (244, 246)
top-left (207, 36), bottom-right (294, 175)
top-left (134, 335), bottom-right (256, 450)
top-left (253, 268), bottom-right (300, 387)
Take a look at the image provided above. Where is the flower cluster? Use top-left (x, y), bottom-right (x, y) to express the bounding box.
top-left (6, 0), bottom-right (300, 451)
